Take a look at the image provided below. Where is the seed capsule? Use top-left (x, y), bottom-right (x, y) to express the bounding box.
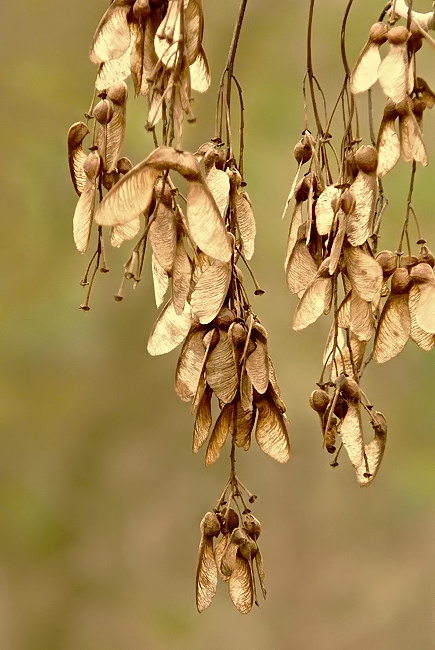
top-left (399, 254), bottom-right (418, 269)
top-left (410, 262), bottom-right (434, 284)
top-left (309, 389), bottom-right (330, 414)
top-left (387, 26), bottom-right (410, 45)
top-left (294, 140), bottom-right (312, 165)
top-left (340, 190), bottom-right (356, 216)
top-left (93, 99), bottom-right (113, 125)
top-left (376, 250), bottom-right (397, 277)
top-left (107, 82), bottom-right (128, 105)
top-left (354, 145), bottom-right (378, 174)
top-left (369, 21), bottom-right (388, 45)
top-left (418, 245), bottom-right (435, 268)
top-left (340, 377), bottom-right (360, 401)
top-left (83, 151), bottom-right (101, 181)
top-left (390, 267), bottom-right (411, 293)
top-left (117, 157), bottom-right (133, 175)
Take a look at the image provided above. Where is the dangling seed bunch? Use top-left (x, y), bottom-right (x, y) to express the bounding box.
top-left (284, 0), bottom-right (435, 486)
top-left (68, 0), bottom-right (290, 613)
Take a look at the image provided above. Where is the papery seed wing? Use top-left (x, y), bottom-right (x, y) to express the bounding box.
top-left (315, 184), bottom-right (340, 236)
top-left (255, 548), bottom-right (267, 600)
top-left (378, 44), bottom-right (408, 104)
top-left (343, 246), bottom-right (383, 302)
top-left (147, 89), bottom-right (163, 129)
top-left (377, 118), bottom-right (400, 177)
top-left (151, 253), bottom-right (170, 307)
top-left (399, 110), bottom-right (428, 166)
top-left (185, 0), bottom-right (204, 63)
top-left (340, 401), bottom-right (364, 476)
top-left (284, 202), bottom-right (303, 269)
top-left (286, 239), bottom-right (318, 294)
top-left (172, 239), bottom-right (192, 315)
top-left (147, 299), bottom-right (192, 356)
top-left (346, 172), bottom-right (376, 246)
top-left (206, 165), bottom-right (230, 218)
top-left (190, 46), bottom-right (211, 92)
top-left (205, 403), bottom-right (233, 466)
top-left (110, 216), bottom-right (141, 248)
top-left (131, 10), bottom-right (160, 96)
top-left (229, 556), bottom-right (254, 615)
top-left (149, 203), bottom-right (177, 273)
top-left (73, 179), bottom-right (96, 253)
top-left (254, 395), bottom-right (290, 463)
top-left (90, 2), bottom-right (132, 64)
top-left (196, 534), bottom-right (218, 613)
top-left (337, 293), bottom-right (351, 329)
top-left (350, 291), bottom-right (374, 341)
top-left (409, 285), bottom-right (435, 350)
top-left (234, 401), bottom-right (255, 450)
top-left (68, 122), bottom-right (90, 195)
top-left (415, 281), bottom-right (435, 334)
top-left (98, 82), bottom-right (128, 172)
top-left (373, 293), bottom-right (411, 362)
top-left (246, 340), bottom-right (269, 395)
top-left (329, 213), bottom-right (347, 275)
top-left (205, 330), bottom-right (238, 403)
top-left (236, 191), bottom-right (256, 260)
top-left (240, 367), bottom-right (253, 414)
top-left (95, 23), bottom-right (137, 91)
top-left (350, 42), bottom-right (381, 94)
top-left (95, 159), bottom-right (159, 226)
top-left (175, 326), bottom-right (207, 401)
top-left (293, 273), bottom-right (333, 331)
top-left (193, 385), bottom-right (212, 452)
top-left (190, 260), bottom-right (231, 324)
top-left (357, 411), bottom-right (387, 487)
top-left (221, 535), bottom-right (240, 577)
top-left (154, 0), bottom-right (181, 68)
top-left (215, 534), bottom-right (230, 582)
top-left (187, 179), bottom-right (233, 262)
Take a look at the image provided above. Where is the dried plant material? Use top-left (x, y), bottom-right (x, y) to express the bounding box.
top-left (196, 511), bottom-right (220, 612)
top-left (373, 292), bottom-right (411, 363)
top-left (96, 44), bottom-right (132, 92)
top-left (234, 401), bottom-right (255, 450)
top-left (90, 1), bottom-right (132, 64)
top-left (398, 101), bottom-right (428, 166)
top-left (172, 239), bottom-right (192, 315)
top-left (346, 170), bottom-right (376, 246)
top-left (190, 46), bottom-right (211, 92)
top-left (378, 26), bottom-right (410, 104)
top-left (175, 326), bottom-right (207, 401)
top-left (350, 22), bottom-right (387, 94)
top-left (147, 299), bottom-right (192, 356)
top-left (315, 184), bottom-right (340, 236)
top-left (409, 285), bottom-right (435, 350)
top-left (254, 395), bottom-right (290, 463)
top-left (68, 122), bottom-right (90, 196)
top-left (206, 164), bottom-right (230, 218)
top-left (349, 291), bottom-right (375, 341)
top-left (228, 555), bottom-right (254, 615)
top-left (343, 245), bottom-right (383, 303)
top-left (185, 0), bottom-right (204, 63)
top-left (293, 260), bottom-right (333, 331)
top-left (205, 403), bottom-right (234, 466)
top-left (328, 213), bottom-right (348, 275)
top-left (357, 411), bottom-right (387, 487)
top-left (193, 386), bottom-right (213, 452)
top-left (151, 253), bottom-right (170, 307)
top-left (191, 260), bottom-right (232, 324)
top-left (97, 82), bottom-right (128, 173)
top-left (112, 216), bottom-right (142, 248)
top-left (377, 102), bottom-right (400, 177)
top-left (154, 0), bottom-right (182, 68)
top-left (130, 15), bottom-right (159, 96)
top-left (286, 226), bottom-right (318, 294)
top-left (205, 329), bottom-right (238, 404)
top-left (236, 191), bottom-right (256, 260)
top-left (187, 179), bottom-right (233, 262)
top-left (339, 400), bottom-right (364, 475)
top-left (414, 280), bottom-right (435, 334)
top-left (284, 202), bottom-right (303, 269)
top-left (149, 200), bottom-right (177, 273)
top-left (73, 152), bottom-right (101, 253)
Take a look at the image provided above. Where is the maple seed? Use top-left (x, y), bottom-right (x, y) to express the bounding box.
top-left (386, 26), bottom-right (410, 46)
top-left (309, 389), bottom-right (329, 414)
top-left (353, 145), bottom-right (378, 174)
top-left (294, 140), bottom-right (312, 164)
top-left (369, 22), bottom-right (388, 45)
top-left (93, 98), bottom-right (114, 125)
top-left (376, 250), bottom-right (397, 277)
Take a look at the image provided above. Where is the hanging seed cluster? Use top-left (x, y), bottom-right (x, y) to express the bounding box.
top-left (68, 0), bottom-right (290, 614)
top-left (284, 1), bottom-right (435, 486)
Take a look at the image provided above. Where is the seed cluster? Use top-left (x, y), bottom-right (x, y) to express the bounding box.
top-left (285, 1), bottom-right (435, 486)
top-left (67, 0), bottom-right (289, 613)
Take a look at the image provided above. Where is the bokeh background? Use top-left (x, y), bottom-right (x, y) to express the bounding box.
top-left (1, 1), bottom-right (434, 648)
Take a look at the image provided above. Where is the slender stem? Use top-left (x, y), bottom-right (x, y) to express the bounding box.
top-left (307, 0), bottom-right (324, 137)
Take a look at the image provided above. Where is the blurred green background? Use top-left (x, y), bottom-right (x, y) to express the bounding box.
top-left (1, 1), bottom-right (434, 648)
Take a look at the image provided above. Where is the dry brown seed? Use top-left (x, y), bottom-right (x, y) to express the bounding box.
top-left (147, 299), bottom-right (192, 356)
top-left (133, 0), bottom-right (151, 20)
top-left (196, 512), bottom-right (220, 612)
top-left (377, 102), bottom-right (401, 177)
top-left (378, 30), bottom-right (410, 103)
top-left (369, 21), bottom-right (388, 44)
top-left (93, 99), bottom-right (114, 125)
top-left (309, 389), bottom-right (330, 414)
top-left (151, 253), bottom-right (169, 307)
top-left (117, 157), bottom-right (133, 174)
top-left (172, 239), bottom-right (192, 316)
top-left (409, 285), bottom-right (435, 350)
top-left (228, 555), bottom-right (254, 615)
top-left (376, 250), bottom-right (397, 277)
top-left (343, 245), bottom-right (383, 303)
top-left (214, 307), bottom-right (236, 330)
top-left (192, 385), bottom-right (213, 452)
top-left (418, 246), bottom-right (435, 268)
top-left (190, 260), bottom-right (232, 325)
top-left (205, 403), bottom-right (234, 466)
top-left (410, 262), bottom-right (434, 284)
top-left (286, 236), bottom-right (318, 295)
top-left (315, 184), bottom-right (340, 236)
top-left (350, 24), bottom-right (385, 94)
top-left (387, 26), bottom-right (410, 45)
top-left (67, 122), bottom-right (90, 195)
top-left (73, 177), bottom-right (97, 254)
top-left (205, 329), bottom-right (238, 404)
top-left (246, 337), bottom-right (269, 395)
top-left (175, 325), bottom-right (207, 402)
top-left (354, 145), bottom-right (378, 174)
top-left (236, 191), bottom-right (256, 260)
top-left (340, 377), bottom-right (360, 402)
top-left (294, 140), bottom-right (312, 164)
top-left (254, 395), bottom-right (290, 463)
top-left (349, 291), bottom-right (375, 341)
top-left (206, 164), bottom-right (230, 218)
top-left (190, 46), bottom-right (211, 93)
top-left (414, 282), bottom-right (435, 334)
top-left (416, 77), bottom-right (435, 109)
top-left (391, 266), bottom-right (411, 293)
top-left (398, 99), bottom-right (428, 166)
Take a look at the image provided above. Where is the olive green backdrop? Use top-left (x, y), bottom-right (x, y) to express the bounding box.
top-left (1, 1), bottom-right (433, 648)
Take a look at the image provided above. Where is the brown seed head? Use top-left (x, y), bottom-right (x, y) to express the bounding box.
top-left (369, 22), bottom-right (388, 44)
top-left (214, 307), bottom-right (235, 330)
top-left (107, 82), bottom-right (128, 105)
top-left (83, 151), bottom-right (101, 181)
top-left (223, 508), bottom-right (239, 534)
top-left (399, 254), bottom-right (418, 269)
top-left (418, 245), bottom-right (435, 268)
top-left (410, 262), bottom-right (434, 284)
top-left (294, 140), bottom-right (312, 165)
top-left (93, 99), bottom-right (114, 125)
top-left (133, 0), bottom-right (151, 20)
top-left (117, 157), bottom-right (133, 175)
top-left (309, 389), bottom-right (330, 414)
top-left (340, 189), bottom-right (356, 215)
top-left (354, 145), bottom-right (378, 174)
top-left (390, 266), bottom-right (411, 293)
top-left (387, 26), bottom-right (410, 45)
top-left (376, 250), bottom-right (397, 277)
top-left (340, 377), bottom-right (360, 402)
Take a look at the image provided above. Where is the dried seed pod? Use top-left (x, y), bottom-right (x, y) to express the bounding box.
top-left (353, 145), bottom-right (378, 174)
top-left (376, 250), bottom-right (397, 277)
top-left (376, 101), bottom-right (400, 177)
top-left (93, 98), bottom-right (114, 125)
top-left (309, 389), bottom-right (330, 414)
top-left (350, 22), bottom-right (387, 94)
top-left (378, 27), bottom-right (410, 104)
top-left (117, 156), bottom-right (133, 174)
top-left (294, 140), bottom-right (312, 164)
top-left (391, 266), bottom-right (411, 293)
top-left (418, 246), bottom-right (435, 268)
top-left (67, 121), bottom-right (90, 195)
top-left (340, 377), bottom-right (360, 402)
top-left (410, 262), bottom-right (434, 284)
